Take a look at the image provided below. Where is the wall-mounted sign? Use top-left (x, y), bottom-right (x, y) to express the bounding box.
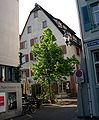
top-left (75, 69), bottom-right (84, 84)
top-left (87, 41), bottom-right (99, 47)
top-left (0, 92), bottom-right (6, 113)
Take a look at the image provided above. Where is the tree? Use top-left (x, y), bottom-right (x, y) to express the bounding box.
top-left (30, 28), bottom-right (79, 103)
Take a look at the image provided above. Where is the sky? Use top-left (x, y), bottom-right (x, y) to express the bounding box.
top-left (19, 0), bottom-right (81, 38)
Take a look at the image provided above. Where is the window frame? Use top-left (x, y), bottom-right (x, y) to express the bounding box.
top-left (42, 20), bottom-right (47, 28)
top-left (91, 2), bottom-right (99, 28)
top-left (24, 41), bottom-right (27, 49)
top-left (22, 56), bottom-right (26, 63)
top-left (34, 38), bottom-right (38, 44)
top-left (93, 50), bottom-right (99, 84)
top-left (27, 26), bottom-right (31, 33)
top-left (34, 11), bottom-right (38, 18)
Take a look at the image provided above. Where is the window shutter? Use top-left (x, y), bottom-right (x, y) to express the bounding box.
top-left (81, 6), bottom-right (92, 31)
top-left (76, 47), bottom-right (80, 56)
top-left (30, 53), bottom-right (33, 60)
top-left (30, 39), bottom-right (34, 46)
top-left (40, 35), bottom-right (44, 43)
top-left (31, 70), bottom-right (34, 76)
top-left (25, 54), bottom-right (28, 62)
top-left (60, 45), bottom-right (66, 54)
top-left (20, 42), bottom-right (24, 49)
top-left (26, 69), bottom-right (29, 77)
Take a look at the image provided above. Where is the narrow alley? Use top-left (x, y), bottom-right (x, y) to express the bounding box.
top-left (7, 98), bottom-right (85, 120)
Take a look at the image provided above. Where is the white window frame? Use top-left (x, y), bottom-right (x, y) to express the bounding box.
top-left (27, 26), bottom-right (31, 33)
top-left (24, 41), bottom-right (27, 49)
top-left (22, 56), bottom-right (26, 63)
top-left (93, 50), bottom-right (99, 84)
top-left (91, 3), bottom-right (99, 27)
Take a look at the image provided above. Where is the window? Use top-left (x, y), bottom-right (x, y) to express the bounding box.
top-left (22, 70), bottom-right (26, 78)
top-left (60, 45), bottom-right (66, 54)
top-left (20, 41), bottom-right (27, 49)
top-left (93, 51), bottom-right (99, 83)
top-left (0, 66), bottom-right (5, 82)
top-left (43, 21), bottom-right (47, 28)
top-left (76, 47), bottom-right (80, 56)
top-left (59, 81), bottom-right (67, 93)
top-left (8, 92), bottom-right (17, 110)
top-left (34, 11), bottom-right (38, 18)
top-left (22, 56), bottom-right (26, 63)
top-left (7, 67), bottom-right (12, 81)
top-left (27, 26), bottom-right (31, 33)
top-left (91, 3), bottom-right (99, 27)
top-left (24, 41), bottom-right (27, 48)
top-left (34, 38), bottom-right (38, 43)
top-left (30, 39), bottom-right (34, 46)
top-left (30, 53), bottom-right (33, 60)
top-left (0, 66), bottom-right (18, 82)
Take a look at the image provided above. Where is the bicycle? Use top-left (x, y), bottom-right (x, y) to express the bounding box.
top-left (22, 99), bottom-right (37, 115)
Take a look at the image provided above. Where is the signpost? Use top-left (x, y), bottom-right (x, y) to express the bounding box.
top-left (75, 69), bottom-right (84, 84)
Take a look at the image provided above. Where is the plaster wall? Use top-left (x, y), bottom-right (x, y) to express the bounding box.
top-left (0, 0), bottom-right (19, 67)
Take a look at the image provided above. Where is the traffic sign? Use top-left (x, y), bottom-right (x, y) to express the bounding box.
top-left (76, 70), bottom-right (82, 78)
top-left (75, 69), bottom-right (84, 84)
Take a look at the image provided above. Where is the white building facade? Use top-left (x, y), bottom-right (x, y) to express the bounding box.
top-left (0, 0), bottom-right (22, 119)
top-left (20, 4), bottom-right (82, 97)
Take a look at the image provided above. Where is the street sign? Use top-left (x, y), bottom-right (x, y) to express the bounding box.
top-left (76, 70), bottom-right (82, 78)
top-left (87, 41), bottom-right (99, 47)
top-left (75, 69), bottom-right (84, 84)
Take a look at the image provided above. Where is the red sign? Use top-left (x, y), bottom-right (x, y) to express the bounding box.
top-left (0, 96), bottom-right (4, 106)
top-left (76, 70), bottom-right (82, 78)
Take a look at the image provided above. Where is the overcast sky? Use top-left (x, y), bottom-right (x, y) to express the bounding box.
top-left (19, 0), bottom-right (81, 38)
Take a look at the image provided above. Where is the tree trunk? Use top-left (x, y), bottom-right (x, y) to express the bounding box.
top-left (48, 79), bottom-right (51, 102)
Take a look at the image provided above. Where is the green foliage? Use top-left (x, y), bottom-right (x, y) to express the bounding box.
top-left (30, 28), bottom-right (79, 103)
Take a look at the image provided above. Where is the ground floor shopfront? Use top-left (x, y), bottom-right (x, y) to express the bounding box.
top-left (0, 83), bottom-right (22, 120)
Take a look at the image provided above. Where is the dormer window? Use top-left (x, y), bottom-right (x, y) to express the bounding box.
top-left (27, 26), bottom-right (31, 33)
top-left (34, 11), bottom-right (38, 18)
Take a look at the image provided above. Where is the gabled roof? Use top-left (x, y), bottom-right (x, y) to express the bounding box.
top-left (20, 3), bottom-right (81, 48)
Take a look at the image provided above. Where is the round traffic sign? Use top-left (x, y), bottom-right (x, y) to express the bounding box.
top-left (76, 70), bottom-right (82, 78)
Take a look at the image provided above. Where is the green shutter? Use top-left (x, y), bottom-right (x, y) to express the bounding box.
top-left (81, 5), bottom-right (92, 31)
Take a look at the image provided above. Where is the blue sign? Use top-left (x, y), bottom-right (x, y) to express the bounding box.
top-left (87, 41), bottom-right (99, 47)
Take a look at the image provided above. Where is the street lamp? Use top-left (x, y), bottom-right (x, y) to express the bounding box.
top-left (64, 31), bottom-right (72, 46)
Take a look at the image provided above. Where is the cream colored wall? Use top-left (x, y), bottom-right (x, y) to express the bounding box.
top-left (20, 9), bottom-right (81, 85)
top-left (0, 0), bottom-right (19, 67)
top-left (21, 9), bottom-right (67, 83)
